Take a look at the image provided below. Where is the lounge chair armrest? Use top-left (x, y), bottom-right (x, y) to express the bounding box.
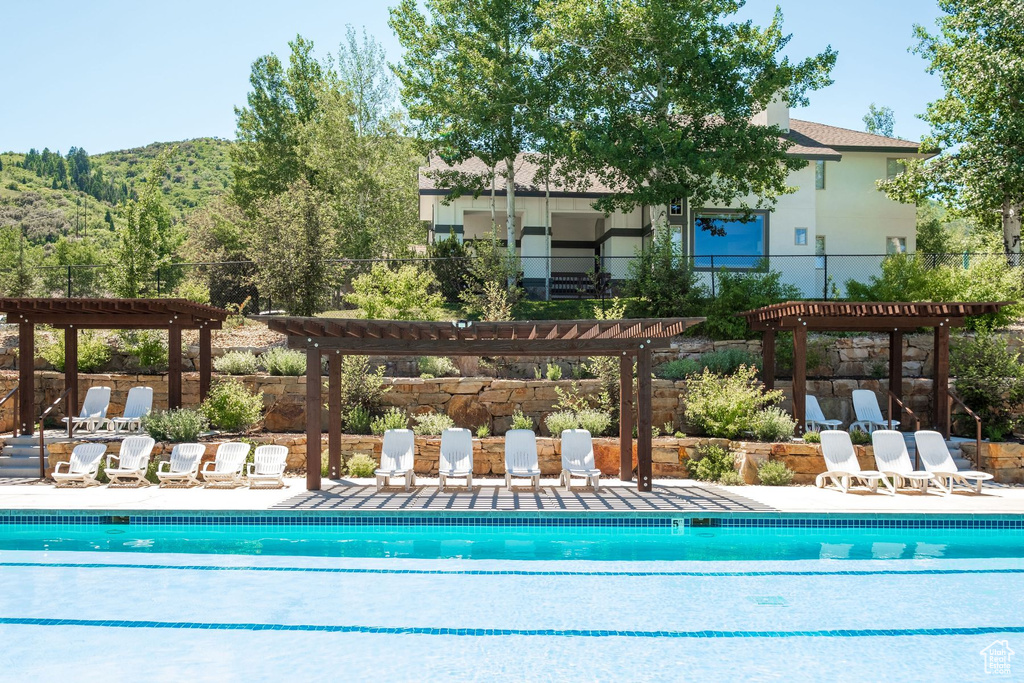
top-left (201, 461), bottom-right (215, 473)
top-left (246, 463), bottom-right (255, 475)
top-left (105, 454), bottom-right (120, 469)
top-left (157, 461), bottom-right (170, 473)
top-left (53, 461), bottom-right (69, 475)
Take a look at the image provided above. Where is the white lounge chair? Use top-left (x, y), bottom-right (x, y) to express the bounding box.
top-left (438, 428), bottom-right (473, 492)
top-left (156, 443), bottom-right (205, 487)
top-left (850, 389), bottom-right (899, 434)
top-left (248, 445), bottom-right (288, 488)
top-left (559, 429), bottom-right (601, 491)
top-left (816, 430), bottom-right (891, 494)
top-left (52, 443), bottom-right (107, 487)
top-left (806, 395), bottom-right (842, 432)
top-left (505, 429), bottom-right (541, 492)
top-left (61, 386), bottom-right (111, 433)
top-left (870, 430), bottom-right (934, 493)
top-left (105, 387), bottom-right (153, 433)
top-left (375, 429), bottom-right (417, 492)
top-left (915, 430), bottom-right (994, 495)
top-left (201, 442), bottom-right (250, 487)
top-left (105, 436), bottom-right (156, 487)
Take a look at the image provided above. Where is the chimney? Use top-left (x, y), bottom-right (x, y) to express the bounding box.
top-left (752, 92), bottom-right (790, 133)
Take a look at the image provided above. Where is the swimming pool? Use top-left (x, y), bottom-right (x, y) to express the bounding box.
top-left (1, 513), bottom-right (1021, 682)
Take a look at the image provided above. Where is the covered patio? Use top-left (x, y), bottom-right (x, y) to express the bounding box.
top-left (255, 316), bottom-right (705, 492)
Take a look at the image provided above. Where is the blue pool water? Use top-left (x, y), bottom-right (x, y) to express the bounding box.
top-left (1, 515), bottom-right (1022, 682)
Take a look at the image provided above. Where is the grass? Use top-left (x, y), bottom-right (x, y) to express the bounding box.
top-left (512, 298), bottom-right (635, 321)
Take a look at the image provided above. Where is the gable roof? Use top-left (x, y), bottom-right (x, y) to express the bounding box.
top-left (420, 119), bottom-right (927, 196)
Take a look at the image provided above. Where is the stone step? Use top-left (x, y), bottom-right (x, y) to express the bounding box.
top-left (0, 434), bottom-right (51, 478)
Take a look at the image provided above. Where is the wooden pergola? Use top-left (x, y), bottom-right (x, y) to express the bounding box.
top-left (739, 301), bottom-right (1012, 436)
top-left (1, 298), bottom-right (228, 436)
top-left (256, 316), bottom-right (706, 492)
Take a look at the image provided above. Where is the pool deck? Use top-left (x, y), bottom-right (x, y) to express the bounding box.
top-left (2, 476), bottom-right (1024, 516)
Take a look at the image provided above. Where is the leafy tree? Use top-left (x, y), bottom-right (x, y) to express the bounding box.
top-left (336, 25), bottom-right (398, 136)
top-left (542, 1), bottom-right (836, 232)
top-left (881, 0), bottom-right (1024, 256)
top-left (701, 263), bottom-right (801, 339)
top-left (863, 103), bottom-right (895, 138)
top-left (43, 236), bottom-right (105, 296)
top-left (180, 198), bottom-right (253, 307)
top-left (345, 263), bottom-right (446, 320)
top-left (428, 236), bottom-right (472, 303)
top-left (623, 229), bottom-right (706, 318)
top-left (0, 225), bottom-right (40, 296)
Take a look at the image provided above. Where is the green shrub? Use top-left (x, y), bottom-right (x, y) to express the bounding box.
top-left (118, 330), bottom-right (168, 371)
top-left (413, 411), bottom-right (455, 435)
top-left (510, 410), bottom-right (535, 431)
top-left (749, 407), bottom-right (796, 442)
top-left (345, 405), bottom-right (371, 435)
top-left (849, 429), bottom-right (871, 445)
top-left (545, 363), bottom-right (562, 381)
top-left (215, 351), bottom-right (260, 375)
top-left (428, 236), bottom-right (472, 303)
top-left (200, 379), bottom-right (264, 432)
top-left (624, 229), bottom-right (706, 318)
top-left (757, 460), bottom-right (795, 486)
top-left (684, 366), bottom-right (783, 439)
top-left (346, 453), bottom-right (377, 478)
top-left (370, 407), bottom-right (408, 435)
top-left (717, 470), bottom-right (745, 486)
top-left (576, 409), bottom-right (612, 437)
top-left (691, 444), bottom-right (737, 483)
top-left (476, 424), bottom-right (490, 438)
top-left (544, 410), bottom-right (578, 437)
top-left (418, 356), bottom-right (459, 377)
top-left (347, 263), bottom-right (446, 320)
top-left (655, 358), bottom-right (701, 380)
top-left (699, 348), bottom-right (762, 375)
top-left (701, 263), bottom-right (801, 339)
top-left (802, 430), bottom-right (821, 443)
top-left (143, 408), bottom-right (209, 442)
top-left (262, 347), bottom-right (307, 376)
top-left (40, 330), bottom-right (112, 372)
top-left (338, 356), bottom-right (390, 416)
top-left (951, 329), bottom-right (1024, 438)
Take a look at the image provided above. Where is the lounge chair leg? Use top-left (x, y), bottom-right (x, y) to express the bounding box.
top-left (505, 473), bottom-right (511, 491)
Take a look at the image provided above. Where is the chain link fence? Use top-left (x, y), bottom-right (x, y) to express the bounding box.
top-left (3, 252), bottom-right (1021, 313)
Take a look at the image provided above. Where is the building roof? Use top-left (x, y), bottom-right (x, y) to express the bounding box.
top-left (420, 119), bottom-right (927, 196)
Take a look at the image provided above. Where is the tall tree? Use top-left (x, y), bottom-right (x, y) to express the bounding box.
top-left (541, 1), bottom-right (835, 226)
top-left (881, 0), bottom-right (1024, 256)
top-left (390, 0), bottom-right (552, 270)
top-left (863, 103), bottom-right (896, 138)
top-left (336, 25), bottom-right (398, 136)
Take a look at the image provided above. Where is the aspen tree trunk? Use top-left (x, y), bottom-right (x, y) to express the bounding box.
top-left (505, 156), bottom-right (517, 287)
top-left (1003, 197), bottom-right (1022, 257)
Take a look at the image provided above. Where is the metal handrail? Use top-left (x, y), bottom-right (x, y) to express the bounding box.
top-left (0, 386), bottom-right (19, 438)
top-left (37, 388), bottom-right (72, 478)
top-left (947, 390), bottom-right (983, 469)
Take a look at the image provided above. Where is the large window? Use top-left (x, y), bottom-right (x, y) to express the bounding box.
top-left (815, 160), bottom-right (826, 190)
top-left (692, 211), bottom-right (767, 269)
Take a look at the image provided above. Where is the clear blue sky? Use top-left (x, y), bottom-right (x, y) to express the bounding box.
top-left (0, 0), bottom-right (944, 155)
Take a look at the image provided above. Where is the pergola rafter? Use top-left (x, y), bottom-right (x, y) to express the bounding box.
top-left (255, 316), bottom-right (706, 492)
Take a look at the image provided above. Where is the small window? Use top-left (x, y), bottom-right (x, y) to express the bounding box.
top-left (886, 158), bottom-right (906, 180)
top-left (886, 236), bottom-right (907, 254)
top-left (794, 228), bottom-right (808, 246)
top-left (669, 198), bottom-right (683, 216)
top-left (815, 160), bottom-right (825, 190)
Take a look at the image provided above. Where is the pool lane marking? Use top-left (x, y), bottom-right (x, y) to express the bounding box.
top-left (1, 617), bottom-right (1022, 638)
top-left (3, 561), bottom-right (1024, 578)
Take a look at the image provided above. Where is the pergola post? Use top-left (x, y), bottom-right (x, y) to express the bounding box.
top-left (328, 352), bottom-right (342, 479)
top-left (761, 329), bottom-right (775, 390)
top-left (888, 330), bottom-right (903, 409)
top-left (198, 325), bottom-right (212, 401)
top-left (618, 353), bottom-right (633, 481)
top-left (167, 325), bottom-right (182, 409)
top-left (306, 346), bottom-right (322, 491)
top-left (792, 322), bottom-right (807, 435)
top-left (933, 323), bottom-right (950, 436)
top-left (636, 345), bottom-right (653, 492)
top-left (64, 327), bottom-right (78, 436)
top-left (18, 321), bottom-right (34, 436)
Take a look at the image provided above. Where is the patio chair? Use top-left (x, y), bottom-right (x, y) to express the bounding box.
top-left (559, 429), bottom-right (601, 492)
top-left (914, 430), bottom-right (993, 495)
top-left (806, 395), bottom-right (842, 432)
top-left (816, 430), bottom-right (891, 494)
top-left (438, 428), bottom-right (473, 492)
top-left (156, 443), bottom-right (205, 487)
top-left (61, 386), bottom-right (111, 434)
top-left (375, 429), bottom-right (416, 492)
top-left (248, 445), bottom-right (288, 488)
top-left (504, 429), bottom-right (541, 492)
top-left (104, 387), bottom-right (153, 433)
top-left (870, 430), bottom-right (934, 493)
top-left (850, 389), bottom-right (899, 434)
top-left (105, 435), bottom-right (156, 487)
top-left (201, 442), bottom-right (250, 487)
top-left (52, 443), bottom-right (107, 488)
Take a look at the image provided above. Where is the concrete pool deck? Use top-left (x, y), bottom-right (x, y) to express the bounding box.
top-left (2, 476), bottom-right (1024, 515)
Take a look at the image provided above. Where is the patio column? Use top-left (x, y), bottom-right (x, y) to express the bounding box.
top-left (327, 351), bottom-right (342, 479)
top-left (306, 346), bottom-right (322, 491)
top-left (761, 329), bottom-right (775, 390)
top-left (18, 321), bottom-right (34, 436)
top-left (198, 325), bottom-right (212, 401)
top-left (618, 353), bottom-right (633, 481)
top-left (167, 325), bottom-right (182, 409)
top-left (888, 330), bottom-right (903, 411)
top-left (933, 323), bottom-right (950, 437)
top-left (792, 322), bottom-right (807, 436)
top-left (636, 344), bottom-right (653, 492)
top-left (64, 327), bottom-right (78, 436)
